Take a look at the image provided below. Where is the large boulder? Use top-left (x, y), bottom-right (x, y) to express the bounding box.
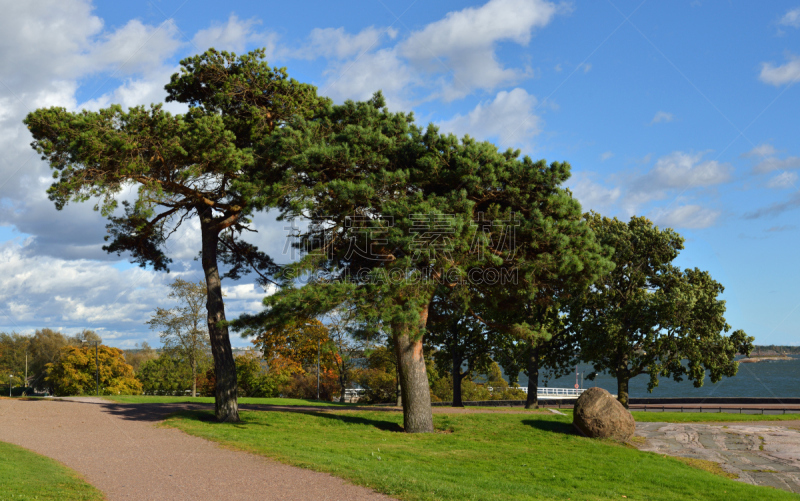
top-left (572, 387), bottom-right (635, 441)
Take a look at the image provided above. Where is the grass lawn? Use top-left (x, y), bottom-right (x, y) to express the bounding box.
top-left (102, 395), bottom-right (354, 407)
top-left (162, 409), bottom-right (795, 500)
top-left (0, 441), bottom-right (103, 500)
top-left (630, 411), bottom-right (800, 423)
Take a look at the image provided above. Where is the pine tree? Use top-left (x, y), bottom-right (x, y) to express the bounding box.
top-left (25, 48), bottom-right (329, 422)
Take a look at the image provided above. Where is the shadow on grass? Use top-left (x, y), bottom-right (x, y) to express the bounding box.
top-left (307, 411), bottom-right (404, 432)
top-left (164, 408), bottom-right (403, 432)
top-left (521, 418), bottom-right (577, 435)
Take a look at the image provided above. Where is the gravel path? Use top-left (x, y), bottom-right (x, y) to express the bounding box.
top-left (0, 397), bottom-right (392, 501)
top-left (635, 421), bottom-right (800, 494)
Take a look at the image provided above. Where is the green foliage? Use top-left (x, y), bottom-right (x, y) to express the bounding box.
top-left (575, 214), bottom-right (754, 405)
top-left (123, 341), bottom-right (158, 373)
top-left (0, 441), bottom-right (104, 500)
top-left (46, 345), bottom-right (142, 396)
top-left (0, 332), bottom-right (29, 383)
top-left (354, 346), bottom-right (398, 404)
top-left (148, 278), bottom-right (212, 396)
top-left (235, 353), bottom-right (286, 398)
top-left (137, 354), bottom-right (196, 395)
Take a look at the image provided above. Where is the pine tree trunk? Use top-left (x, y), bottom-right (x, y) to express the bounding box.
top-left (199, 213), bottom-right (240, 423)
top-left (452, 352), bottom-right (464, 407)
top-left (617, 375), bottom-right (630, 409)
top-left (393, 306), bottom-right (433, 433)
top-left (525, 345), bottom-right (540, 409)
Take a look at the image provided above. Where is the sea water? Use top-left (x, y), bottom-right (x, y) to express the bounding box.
top-left (513, 356), bottom-right (800, 398)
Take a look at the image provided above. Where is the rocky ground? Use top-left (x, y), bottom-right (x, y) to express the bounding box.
top-left (635, 421), bottom-right (800, 494)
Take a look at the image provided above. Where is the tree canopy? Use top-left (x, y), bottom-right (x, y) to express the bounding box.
top-left (46, 345), bottom-right (141, 396)
top-left (574, 213), bottom-right (754, 407)
top-left (25, 48), bottom-right (330, 422)
top-left (148, 278), bottom-right (211, 397)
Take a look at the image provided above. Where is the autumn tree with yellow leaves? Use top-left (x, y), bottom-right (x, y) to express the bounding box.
top-left (46, 345), bottom-right (142, 396)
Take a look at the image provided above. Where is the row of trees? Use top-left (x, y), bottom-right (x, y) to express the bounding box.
top-left (25, 47), bottom-right (753, 432)
top-left (0, 328), bottom-right (103, 394)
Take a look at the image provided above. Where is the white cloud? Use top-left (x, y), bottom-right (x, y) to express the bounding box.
top-left (436, 88), bottom-right (540, 149)
top-left (759, 54), bottom-right (800, 86)
top-left (88, 19), bottom-right (183, 74)
top-left (400, 0), bottom-right (564, 100)
top-left (650, 111), bottom-right (674, 124)
top-left (319, 48), bottom-right (418, 108)
top-left (651, 205), bottom-right (720, 229)
top-left (766, 171), bottom-right (798, 189)
top-left (636, 151), bottom-right (732, 191)
top-left (191, 14), bottom-right (278, 56)
top-left (742, 143), bottom-right (778, 158)
top-left (300, 26), bottom-right (396, 60)
top-left (779, 8), bottom-right (800, 28)
top-left (600, 151), bottom-right (614, 161)
top-left (579, 63), bottom-right (592, 73)
top-left (753, 156), bottom-right (800, 174)
top-left (569, 176), bottom-right (622, 212)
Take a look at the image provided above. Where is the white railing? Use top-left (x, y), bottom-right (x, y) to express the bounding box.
top-left (487, 386), bottom-right (586, 398)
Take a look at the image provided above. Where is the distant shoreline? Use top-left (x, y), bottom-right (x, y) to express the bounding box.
top-left (739, 356), bottom-right (794, 363)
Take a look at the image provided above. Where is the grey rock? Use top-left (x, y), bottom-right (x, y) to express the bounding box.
top-left (573, 387), bottom-right (635, 441)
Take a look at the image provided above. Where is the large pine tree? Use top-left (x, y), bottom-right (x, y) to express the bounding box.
top-left (25, 49), bottom-right (329, 422)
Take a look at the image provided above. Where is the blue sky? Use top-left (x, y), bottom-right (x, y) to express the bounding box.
top-left (0, 0), bottom-right (799, 347)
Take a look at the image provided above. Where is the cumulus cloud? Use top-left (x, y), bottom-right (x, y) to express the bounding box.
top-left (759, 54), bottom-right (800, 86)
top-left (318, 48), bottom-right (419, 108)
top-left (568, 176), bottom-right (622, 213)
top-left (299, 26), bottom-right (397, 60)
top-left (753, 156), bottom-right (800, 174)
top-left (570, 150), bottom-right (733, 229)
top-left (399, 0), bottom-right (565, 100)
top-left (632, 151), bottom-right (732, 195)
top-left (651, 205), bottom-right (721, 229)
top-left (766, 171), bottom-right (799, 189)
top-left (191, 14), bottom-right (279, 56)
top-left (779, 8), bottom-right (800, 28)
top-left (742, 143), bottom-right (779, 158)
top-left (437, 88), bottom-right (540, 148)
top-left (650, 111), bottom-right (674, 124)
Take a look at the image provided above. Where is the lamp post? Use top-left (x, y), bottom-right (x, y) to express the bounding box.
top-left (9, 375), bottom-right (12, 397)
top-left (316, 339), bottom-right (320, 400)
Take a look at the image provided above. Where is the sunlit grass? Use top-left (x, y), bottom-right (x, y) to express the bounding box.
top-left (102, 395), bottom-right (354, 407)
top-left (162, 409), bottom-right (795, 500)
top-left (0, 441), bottom-right (104, 500)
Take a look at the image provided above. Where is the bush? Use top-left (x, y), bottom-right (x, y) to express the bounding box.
top-left (236, 353), bottom-right (288, 398)
top-left (354, 368), bottom-right (397, 404)
top-left (137, 355), bottom-right (194, 396)
top-left (279, 369), bottom-right (338, 400)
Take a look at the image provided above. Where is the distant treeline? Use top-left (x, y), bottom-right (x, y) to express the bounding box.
top-left (752, 345), bottom-right (800, 355)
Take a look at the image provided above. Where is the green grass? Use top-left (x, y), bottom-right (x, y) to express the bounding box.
top-left (0, 441), bottom-right (104, 500)
top-left (162, 409), bottom-right (795, 500)
top-left (630, 411), bottom-right (800, 423)
top-left (102, 395), bottom-right (355, 407)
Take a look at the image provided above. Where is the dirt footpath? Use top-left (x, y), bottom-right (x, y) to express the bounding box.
top-left (0, 398), bottom-right (392, 501)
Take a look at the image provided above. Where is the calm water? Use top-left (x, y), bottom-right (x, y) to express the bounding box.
top-left (513, 356), bottom-right (800, 398)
